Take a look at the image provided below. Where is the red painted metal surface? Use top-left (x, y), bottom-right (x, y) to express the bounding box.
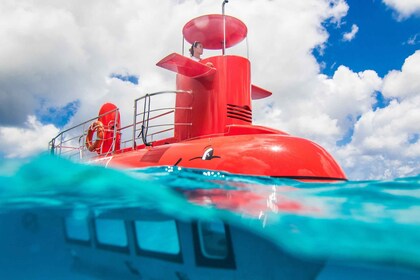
top-left (224, 124), bottom-right (287, 136)
top-left (107, 133), bottom-right (346, 180)
top-left (251, 84), bottom-right (272, 100)
top-left (183, 14), bottom-right (247, 49)
top-left (174, 55), bottom-right (251, 141)
top-left (98, 103), bottom-right (121, 153)
top-left (156, 53), bottom-right (216, 78)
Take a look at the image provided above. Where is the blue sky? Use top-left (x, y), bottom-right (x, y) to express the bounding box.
top-left (317, 0), bottom-right (419, 77)
top-left (313, 0), bottom-right (419, 151)
top-left (0, 0), bottom-right (419, 180)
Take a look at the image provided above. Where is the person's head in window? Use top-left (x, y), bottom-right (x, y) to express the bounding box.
top-left (189, 41), bottom-right (203, 61)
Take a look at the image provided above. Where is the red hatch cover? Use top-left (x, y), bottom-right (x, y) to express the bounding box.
top-left (183, 14), bottom-right (247, 50)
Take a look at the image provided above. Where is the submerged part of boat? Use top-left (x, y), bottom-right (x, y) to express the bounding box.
top-left (49, 9), bottom-right (346, 182)
top-left (2, 160), bottom-right (420, 280)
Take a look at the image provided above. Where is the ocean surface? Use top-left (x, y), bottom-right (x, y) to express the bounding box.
top-left (1, 155), bottom-right (420, 279)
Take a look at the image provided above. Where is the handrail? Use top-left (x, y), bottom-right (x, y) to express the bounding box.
top-left (49, 108), bottom-right (119, 144)
top-left (49, 107), bottom-right (120, 158)
top-left (134, 90), bottom-right (192, 102)
top-left (49, 89), bottom-right (193, 161)
top-left (136, 107), bottom-right (192, 117)
top-left (133, 90), bottom-right (192, 148)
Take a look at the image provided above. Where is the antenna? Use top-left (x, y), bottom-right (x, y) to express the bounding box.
top-left (222, 0), bottom-right (229, 55)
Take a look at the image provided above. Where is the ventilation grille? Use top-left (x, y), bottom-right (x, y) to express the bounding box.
top-left (227, 104), bottom-right (252, 123)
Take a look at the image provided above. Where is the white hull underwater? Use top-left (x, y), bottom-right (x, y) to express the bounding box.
top-left (2, 209), bottom-right (420, 280)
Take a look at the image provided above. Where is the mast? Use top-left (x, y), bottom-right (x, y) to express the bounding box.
top-left (222, 0), bottom-right (229, 55)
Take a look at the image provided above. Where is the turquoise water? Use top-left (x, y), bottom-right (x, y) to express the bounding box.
top-left (1, 155), bottom-right (420, 277)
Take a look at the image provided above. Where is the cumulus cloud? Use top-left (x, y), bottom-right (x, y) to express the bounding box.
top-left (342, 24), bottom-right (359, 42)
top-left (336, 51), bottom-right (420, 180)
top-left (0, 0), bottom-right (419, 180)
top-left (0, 116), bottom-right (59, 158)
top-left (382, 0), bottom-right (420, 19)
top-left (382, 51), bottom-right (420, 99)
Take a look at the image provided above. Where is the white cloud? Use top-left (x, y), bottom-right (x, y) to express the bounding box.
top-left (382, 0), bottom-right (420, 19)
top-left (256, 65), bottom-right (381, 153)
top-left (326, 0), bottom-right (350, 25)
top-left (382, 51), bottom-right (420, 100)
top-left (0, 116), bottom-right (59, 158)
top-left (335, 51), bottom-right (420, 180)
top-left (406, 33), bottom-right (420, 45)
top-left (0, 0), bottom-right (419, 180)
top-left (342, 24), bottom-right (359, 42)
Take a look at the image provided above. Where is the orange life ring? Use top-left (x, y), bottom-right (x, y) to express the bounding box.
top-left (85, 121), bottom-right (105, 152)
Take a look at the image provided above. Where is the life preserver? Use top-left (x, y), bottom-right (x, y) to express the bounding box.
top-left (86, 121), bottom-right (105, 152)
top-left (98, 103), bottom-right (121, 152)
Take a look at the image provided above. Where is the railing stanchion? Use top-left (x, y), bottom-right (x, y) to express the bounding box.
top-left (113, 108), bottom-right (119, 154)
top-left (59, 133), bottom-right (63, 156)
top-left (133, 99), bottom-right (138, 149)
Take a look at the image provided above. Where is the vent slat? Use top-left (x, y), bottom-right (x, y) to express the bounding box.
top-left (226, 104), bottom-right (252, 123)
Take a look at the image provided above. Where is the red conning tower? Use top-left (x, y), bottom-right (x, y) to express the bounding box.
top-left (157, 14), bottom-right (271, 141)
top-left (108, 13), bottom-right (347, 181)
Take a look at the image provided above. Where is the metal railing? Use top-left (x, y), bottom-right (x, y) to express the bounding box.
top-left (49, 90), bottom-right (192, 161)
top-left (133, 90), bottom-right (192, 148)
top-left (48, 107), bottom-right (120, 160)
